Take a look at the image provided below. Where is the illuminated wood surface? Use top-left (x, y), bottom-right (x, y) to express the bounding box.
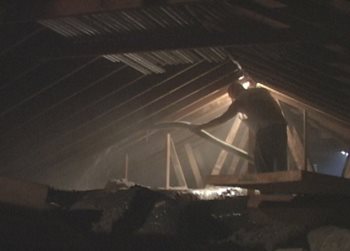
top-left (207, 170), bottom-right (350, 195)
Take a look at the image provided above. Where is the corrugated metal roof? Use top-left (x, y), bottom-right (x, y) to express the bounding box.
top-left (38, 1), bottom-right (289, 38)
top-left (103, 47), bottom-right (228, 74)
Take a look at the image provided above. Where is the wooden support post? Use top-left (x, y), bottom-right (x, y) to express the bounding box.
top-left (211, 117), bottom-right (242, 175)
top-left (44, 0), bottom-right (200, 18)
top-left (343, 151), bottom-right (350, 178)
top-left (287, 126), bottom-right (312, 171)
top-left (228, 126), bottom-right (249, 175)
top-left (247, 129), bottom-right (256, 174)
top-left (166, 133), bottom-right (171, 189)
top-left (170, 137), bottom-right (188, 188)
top-left (185, 143), bottom-right (203, 188)
top-left (287, 126), bottom-right (303, 170)
top-left (303, 109), bottom-right (310, 171)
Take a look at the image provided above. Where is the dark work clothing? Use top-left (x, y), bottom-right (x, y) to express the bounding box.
top-left (234, 89), bottom-right (287, 172)
top-left (199, 87), bottom-right (287, 173)
top-left (229, 88), bottom-right (286, 133)
top-left (254, 123), bottom-right (287, 173)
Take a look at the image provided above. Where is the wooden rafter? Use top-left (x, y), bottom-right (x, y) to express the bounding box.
top-left (184, 143), bottom-right (203, 188)
top-left (165, 133), bottom-right (187, 188)
top-left (228, 126), bottom-right (249, 175)
top-left (169, 136), bottom-right (188, 188)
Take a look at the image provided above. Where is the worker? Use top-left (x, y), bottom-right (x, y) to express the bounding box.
top-left (195, 82), bottom-right (287, 173)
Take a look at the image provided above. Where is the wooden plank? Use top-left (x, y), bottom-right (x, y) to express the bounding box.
top-left (44, 0), bottom-right (202, 18)
top-left (211, 117), bottom-right (242, 175)
top-left (303, 109), bottom-right (308, 171)
top-left (166, 133), bottom-right (171, 189)
top-left (247, 127), bottom-right (256, 173)
top-left (45, 0), bottom-right (143, 18)
top-left (343, 154), bottom-right (350, 178)
top-left (302, 109), bottom-right (314, 172)
top-left (207, 170), bottom-right (350, 195)
top-left (2, 0), bottom-right (201, 23)
top-left (154, 121), bottom-right (253, 162)
top-left (208, 170), bottom-right (303, 185)
top-left (0, 177), bottom-right (49, 209)
top-left (228, 126), bottom-right (249, 175)
top-left (170, 137), bottom-right (188, 188)
top-left (287, 126), bottom-right (312, 171)
top-left (184, 143), bottom-right (204, 188)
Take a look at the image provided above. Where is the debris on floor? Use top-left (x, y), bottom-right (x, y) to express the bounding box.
top-left (1, 176), bottom-right (350, 250)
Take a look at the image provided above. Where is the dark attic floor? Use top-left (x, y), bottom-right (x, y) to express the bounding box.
top-left (2, 173), bottom-right (350, 251)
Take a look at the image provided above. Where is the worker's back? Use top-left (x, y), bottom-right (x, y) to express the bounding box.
top-left (234, 88), bottom-right (286, 132)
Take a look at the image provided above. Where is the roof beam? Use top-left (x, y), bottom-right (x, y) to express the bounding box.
top-left (42, 29), bottom-right (296, 60)
top-left (44, 0), bottom-right (201, 18)
top-left (1, 0), bottom-right (200, 23)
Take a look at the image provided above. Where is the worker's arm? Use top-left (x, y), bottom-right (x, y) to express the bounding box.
top-left (197, 102), bottom-right (239, 130)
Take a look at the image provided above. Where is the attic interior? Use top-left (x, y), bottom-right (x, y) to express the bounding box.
top-left (1, 0), bottom-right (350, 250)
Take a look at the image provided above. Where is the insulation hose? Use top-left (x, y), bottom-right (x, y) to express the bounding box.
top-left (153, 121), bottom-right (253, 163)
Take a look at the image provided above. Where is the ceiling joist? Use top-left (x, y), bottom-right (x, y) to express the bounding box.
top-left (1, 0), bottom-right (201, 23)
